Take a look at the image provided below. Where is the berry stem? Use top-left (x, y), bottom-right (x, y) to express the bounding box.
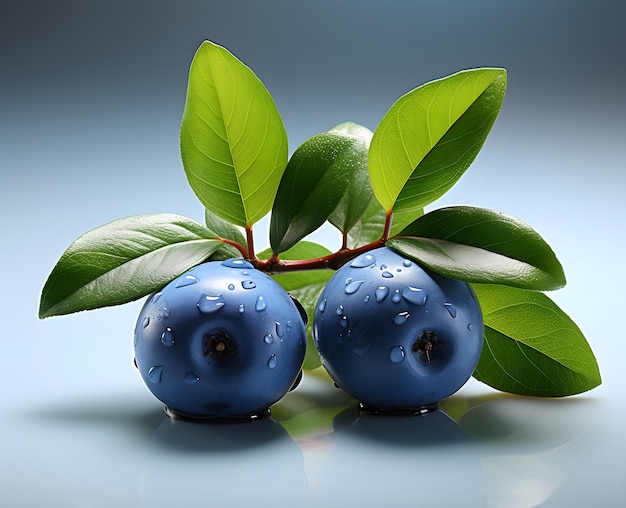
top-left (215, 237), bottom-right (249, 259)
top-left (382, 209), bottom-right (394, 242)
top-left (253, 238), bottom-right (386, 274)
top-left (245, 224), bottom-right (256, 260)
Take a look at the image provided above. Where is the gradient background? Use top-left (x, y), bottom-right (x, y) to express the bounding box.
top-left (1, 1), bottom-right (625, 507)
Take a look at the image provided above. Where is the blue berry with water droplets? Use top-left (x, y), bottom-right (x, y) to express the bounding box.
top-left (313, 247), bottom-right (483, 412)
top-left (134, 259), bottom-right (307, 420)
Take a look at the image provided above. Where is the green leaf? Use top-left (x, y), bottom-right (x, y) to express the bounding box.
top-left (327, 122), bottom-right (375, 236)
top-left (203, 207), bottom-right (247, 260)
top-left (265, 241), bottom-right (334, 370)
top-left (39, 214), bottom-right (222, 318)
top-left (345, 196), bottom-right (387, 249)
top-left (390, 206), bottom-right (566, 290)
top-left (369, 68), bottom-right (506, 213)
top-left (269, 131), bottom-right (368, 254)
top-left (472, 284), bottom-right (601, 397)
top-left (180, 41), bottom-right (288, 227)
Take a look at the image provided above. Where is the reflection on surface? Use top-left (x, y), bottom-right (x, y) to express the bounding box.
top-left (2, 376), bottom-right (611, 508)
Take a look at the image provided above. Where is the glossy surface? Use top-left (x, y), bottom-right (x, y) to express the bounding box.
top-left (314, 247), bottom-right (483, 410)
top-left (134, 260), bottom-right (306, 419)
top-left (2, 2), bottom-right (625, 506)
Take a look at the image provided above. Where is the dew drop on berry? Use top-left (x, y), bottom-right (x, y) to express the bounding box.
top-left (340, 315), bottom-right (349, 329)
top-left (148, 365), bottom-right (164, 383)
top-left (238, 304), bottom-right (245, 314)
top-left (228, 284), bottom-right (235, 291)
top-left (161, 327), bottom-right (175, 347)
top-left (276, 321), bottom-right (285, 338)
top-left (392, 289), bottom-right (402, 303)
top-left (221, 259), bottom-right (254, 269)
top-left (402, 259), bottom-right (413, 268)
top-left (363, 295), bottom-right (370, 303)
top-left (318, 298), bottom-right (327, 313)
top-left (393, 312), bottom-right (411, 325)
top-left (350, 253), bottom-right (377, 268)
top-left (402, 287), bottom-right (428, 306)
top-left (242, 280), bottom-right (257, 289)
top-left (197, 294), bottom-right (226, 314)
top-left (345, 280), bottom-right (365, 295)
top-left (255, 295), bottom-right (267, 312)
top-left (142, 316), bottom-right (150, 328)
top-left (175, 274), bottom-right (199, 288)
top-left (184, 372), bottom-right (199, 384)
top-left (151, 292), bottom-right (163, 304)
top-left (382, 271), bottom-right (394, 279)
top-left (389, 345), bottom-right (406, 363)
top-left (336, 305), bottom-right (344, 316)
top-left (264, 333), bottom-right (274, 344)
top-left (467, 323), bottom-right (474, 331)
top-left (375, 286), bottom-right (389, 302)
top-left (267, 354), bottom-right (277, 369)
top-left (444, 302), bottom-right (457, 318)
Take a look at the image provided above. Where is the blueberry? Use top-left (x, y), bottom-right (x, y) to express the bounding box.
top-left (313, 247), bottom-right (483, 412)
top-left (134, 259), bottom-right (307, 420)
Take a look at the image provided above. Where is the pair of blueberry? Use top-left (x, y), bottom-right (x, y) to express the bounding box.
top-left (134, 247), bottom-right (483, 420)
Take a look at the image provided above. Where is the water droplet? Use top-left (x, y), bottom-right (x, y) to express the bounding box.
top-left (336, 305), bottom-right (344, 316)
top-left (444, 303), bottom-right (457, 318)
top-left (148, 365), bottom-right (164, 383)
top-left (318, 298), bottom-right (327, 313)
top-left (275, 321), bottom-right (285, 338)
top-left (184, 372), bottom-right (199, 384)
top-left (345, 280), bottom-right (365, 295)
top-left (221, 259), bottom-right (254, 269)
top-left (380, 264), bottom-right (388, 270)
top-left (267, 354), bottom-right (277, 369)
top-left (242, 280), bottom-right (257, 289)
top-left (389, 345), bottom-right (406, 363)
top-left (402, 259), bottom-right (413, 267)
top-left (161, 328), bottom-right (175, 347)
top-left (402, 287), bottom-right (428, 306)
top-left (393, 312), bottom-right (411, 325)
top-left (363, 295), bottom-right (370, 303)
top-left (345, 277), bottom-right (353, 285)
top-left (160, 307), bottom-right (170, 318)
top-left (382, 271), bottom-right (394, 279)
top-left (286, 320), bottom-right (293, 329)
top-left (392, 290), bottom-right (401, 303)
top-left (255, 295), bottom-right (267, 312)
top-left (238, 304), bottom-right (245, 314)
top-left (197, 294), bottom-right (226, 314)
top-left (264, 333), bottom-right (274, 344)
top-left (340, 316), bottom-right (349, 329)
top-left (151, 292), bottom-right (163, 304)
top-left (337, 334), bottom-right (343, 345)
top-left (176, 274), bottom-right (199, 288)
top-left (228, 284), bottom-right (235, 291)
top-left (142, 316), bottom-right (150, 328)
top-left (467, 323), bottom-right (474, 331)
top-left (375, 287), bottom-right (389, 302)
top-left (350, 253), bottom-right (377, 268)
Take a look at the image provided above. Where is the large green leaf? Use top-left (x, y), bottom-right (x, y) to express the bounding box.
top-left (390, 206), bottom-right (566, 290)
top-left (39, 214), bottom-right (222, 318)
top-left (180, 41), bottom-right (288, 227)
top-left (472, 284), bottom-right (601, 397)
top-left (327, 122), bottom-right (375, 236)
top-left (262, 242), bottom-right (334, 370)
top-left (269, 131), bottom-right (368, 254)
top-left (369, 68), bottom-right (506, 213)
